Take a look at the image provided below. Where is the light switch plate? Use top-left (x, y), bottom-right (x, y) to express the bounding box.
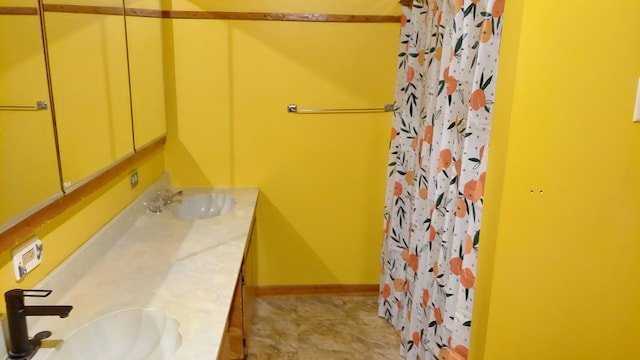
top-left (130, 169), bottom-right (139, 189)
top-left (634, 77), bottom-right (640, 122)
top-left (12, 237), bottom-right (43, 281)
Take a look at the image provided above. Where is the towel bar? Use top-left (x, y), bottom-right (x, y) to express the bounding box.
top-left (0, 101), bottom-right (48, 111)
top-left (287, 103), bottom-right (393, 114)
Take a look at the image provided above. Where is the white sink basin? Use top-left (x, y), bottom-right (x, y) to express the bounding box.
top-left (173, 193), bottom-right (235, 220)
top-left (45, 308), bottom-right (181, 360)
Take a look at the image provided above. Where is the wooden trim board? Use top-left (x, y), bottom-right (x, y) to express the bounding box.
top-left (160, 10), bottom-right (400, 23)
top-left (42, 4), bottom-right (124, 16)
top-left (256, 284), bottom-right (379, 297)
top-left (0, 7), bottom-right (38, 15)
top-left (35, 4), bottom-right (399, 23)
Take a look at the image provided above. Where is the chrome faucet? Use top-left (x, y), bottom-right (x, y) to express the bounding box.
top-left (161, 190), bottom-right (183, 205)
top-left (4, 289), bottom-right (73, 360)
top-left (148, 189), bottom-right (183, 214)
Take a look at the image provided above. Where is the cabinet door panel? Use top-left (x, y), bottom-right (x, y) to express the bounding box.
top-left (0, 7), bottom-right (61, 230)
top-left (126, 15), bottom-right (166, 148)
top-left (45, 11), bottom-right (133, 190)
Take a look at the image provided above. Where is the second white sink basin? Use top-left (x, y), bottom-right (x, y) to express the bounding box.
top-left (173, 193), bottom-right (236, 220)
top-left (45, 308), bottom-right (181, 360)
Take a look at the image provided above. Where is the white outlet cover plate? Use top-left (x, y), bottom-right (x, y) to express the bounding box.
top-left (12, 237), bottom-right (43, 281)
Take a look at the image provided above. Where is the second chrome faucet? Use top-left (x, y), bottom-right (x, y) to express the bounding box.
top-left (148, 189), bottom-right (183, 214)
top-left (161, 189), bottom-right (183, 205)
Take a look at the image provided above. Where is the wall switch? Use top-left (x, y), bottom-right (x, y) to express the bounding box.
top-left (12, 237), bottom-right (43, 281)
top-left (634, 77), bottom-right (640, 123)
top-left (130, 169), bottom-right (139, 189)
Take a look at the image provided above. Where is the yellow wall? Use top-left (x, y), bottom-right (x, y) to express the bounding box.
top-left (232, 20), bottom-right (396, 285)
top-left (0, 150), bottom-right (164, 310)
top-left (164, 1), bottom-right (399, 285)
top-left (472, 1), bottom-right (640, 358)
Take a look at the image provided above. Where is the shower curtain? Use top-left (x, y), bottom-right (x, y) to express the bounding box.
top-left (379, 0), bottom-right (504, 359)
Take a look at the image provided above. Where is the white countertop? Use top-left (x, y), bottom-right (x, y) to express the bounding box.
top-left (27, 177), bottom-right (258, 359)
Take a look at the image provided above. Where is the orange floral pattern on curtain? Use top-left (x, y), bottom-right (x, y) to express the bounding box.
top-left (378, 0), bottom-right (504, 359)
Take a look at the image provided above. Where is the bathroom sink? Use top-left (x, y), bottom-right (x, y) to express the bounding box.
top-left (173, 193), bottom-right (236, 220)
top-left (45, 308), bottom-right (181, 360)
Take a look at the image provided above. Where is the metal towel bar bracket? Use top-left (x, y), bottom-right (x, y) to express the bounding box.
top-left (0, 101), bottom-right (48, 111)
top-left (287, 103), bottom-right (393, 114)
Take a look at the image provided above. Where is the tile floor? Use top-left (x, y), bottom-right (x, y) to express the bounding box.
top-left (247, 295), bottom-right (403, 360)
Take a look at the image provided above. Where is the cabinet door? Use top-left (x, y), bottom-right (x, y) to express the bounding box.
top-left (125, 7), bottom-right (166, 148)
top-left (0, 3), bottom-right (62, 230)
top-left (44, 9), bottom-right (133, 191)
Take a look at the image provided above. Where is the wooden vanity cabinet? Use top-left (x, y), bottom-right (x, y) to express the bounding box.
top-left (218, 220), bottom-right (257, 360)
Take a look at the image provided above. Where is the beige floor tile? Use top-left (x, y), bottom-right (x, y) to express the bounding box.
top-left (254, 297), bottom-right (297, 321)
top-left (297, 319), bottom-right (352, 352)
top-left (250, 321), bottom-right (298, 353)
top-left (248, 295), bottom-right (400, 359)
top-left (296, 349), bottom-right (355, 360)
top-left (351, 331), bottom-right (404, 359)
top-left (247, 352), bottom-right (298, 360)
top-left (295, 296), bottom-right (347, 321)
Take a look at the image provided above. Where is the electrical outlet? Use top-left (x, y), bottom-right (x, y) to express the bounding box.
top-left (12, 237), bottom-right (43, 281)
top-left (130, 170), bottom-right (139, 189)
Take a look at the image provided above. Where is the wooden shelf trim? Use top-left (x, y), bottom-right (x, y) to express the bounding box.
top-left (256, 284), bottom-right (379, 297)
top-left (37, 4), bottom-right (400, 23)
top-left (124, 7), bottom-right (162, 18)
top-left (159, 10), bottom-right (400, 23)
top-left (42, 4), bottom-right (124, 16)
top-left (0, 136), bottom-right (166, 254)
top-left (0, 7), bottom-right (38, 15)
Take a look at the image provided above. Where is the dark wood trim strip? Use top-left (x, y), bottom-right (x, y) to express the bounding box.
top-left (0, 136), bottom-right (166, 254)
top-left (0, 7), bottom-right (38, 15)
top-left (161, 10), bottom-right (400, 23)
top-left (36, 4), bottom-right (400, 23)
top-left (43, 4), bottom-right (124, 16)
top-left (255, 284), bottom-right (379, 297)
top-left (124, 7), bottom-right (162, 18)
